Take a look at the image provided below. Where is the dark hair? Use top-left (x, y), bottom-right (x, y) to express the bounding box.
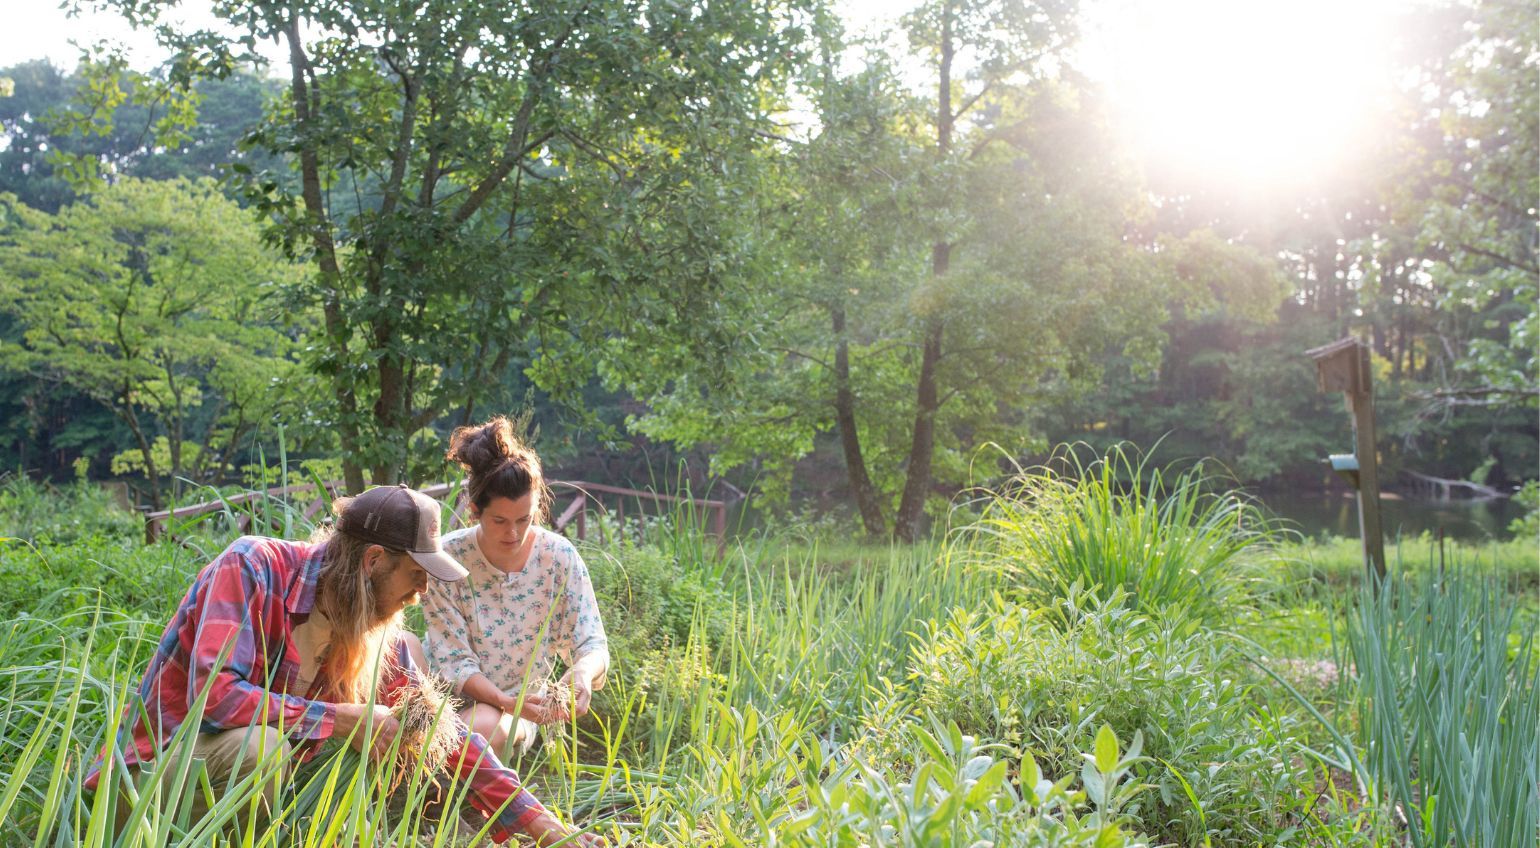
top-left (446, 416), bottom-right (548, 521)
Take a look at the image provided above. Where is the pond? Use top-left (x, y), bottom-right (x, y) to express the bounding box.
top-left (1255, 487), bottom-right (1526, 542)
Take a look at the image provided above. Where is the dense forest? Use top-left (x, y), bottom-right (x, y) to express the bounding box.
top-left (0, 0), bottom-right (1533, 537)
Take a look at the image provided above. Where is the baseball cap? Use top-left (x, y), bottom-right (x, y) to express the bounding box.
top-left (336, 484), bottom-right (468, 581)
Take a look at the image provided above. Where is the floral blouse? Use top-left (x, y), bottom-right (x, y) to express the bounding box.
top-left (423, 526), bottom-right (608, 697)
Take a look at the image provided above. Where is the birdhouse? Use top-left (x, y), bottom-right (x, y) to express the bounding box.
top-left (1306, 337), bottom-right (1368, 396)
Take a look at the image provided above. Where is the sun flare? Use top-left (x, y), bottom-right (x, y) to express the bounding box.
top-left (1090, 0), bottom-right (1402, 192)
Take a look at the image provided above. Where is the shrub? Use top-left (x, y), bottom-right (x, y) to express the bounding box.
top-left (884, 590), bottom-right (1310, 846)
top-left (0, 534), bottom-right (199, 620)
top-left (768, 718), bottom-right (1153, 847)
top-left (956, 444), bottom-right (1275, 625)
top-left (0, 475), bottom-right (141, 546)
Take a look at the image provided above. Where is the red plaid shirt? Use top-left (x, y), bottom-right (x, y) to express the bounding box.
top-left (86, 535), bottom-right (546, 837)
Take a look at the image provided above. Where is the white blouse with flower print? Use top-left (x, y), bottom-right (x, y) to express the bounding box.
top-left (423, 525), bottom-right (608, 697)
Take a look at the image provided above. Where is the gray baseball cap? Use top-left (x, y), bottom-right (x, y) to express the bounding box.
top-left (336, 484), bottom-right (468, 581)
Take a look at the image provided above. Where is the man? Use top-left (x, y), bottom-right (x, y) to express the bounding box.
top-left (86, 484), bottom-right (603, 846)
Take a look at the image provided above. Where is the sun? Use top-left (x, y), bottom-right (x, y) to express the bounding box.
top-left (1086, 0), bottom-right (1404, 193)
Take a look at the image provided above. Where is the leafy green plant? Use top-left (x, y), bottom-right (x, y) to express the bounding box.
top-left (887, 588), bottom-right (1310, 846)
top-left (769, 718), bottom-right (1153, 847)
top-left (0, 474), bottom-right (140, 545)
top-left (957, 443), bottom-right (1275, 624)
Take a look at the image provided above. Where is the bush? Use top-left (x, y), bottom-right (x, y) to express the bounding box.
top-left (0, 534), bottom-right (200, 620)
top-left (957, 444), bottom-right (1275, 625)
top-left (0, 475), bottom-right (141, 546)
top-left (769, 717), bottom-right (1153, 847)
top-left (883, 590), bottom-right (1310, 846)
top-left (577, 539), bottom-right (737, 757)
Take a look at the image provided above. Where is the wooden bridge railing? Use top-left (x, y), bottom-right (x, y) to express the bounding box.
top-left (144, 479), bottom-right (730, 555)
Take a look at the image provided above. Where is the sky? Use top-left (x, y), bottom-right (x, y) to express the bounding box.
top-left (4, 0), bottom-right (1416, 193)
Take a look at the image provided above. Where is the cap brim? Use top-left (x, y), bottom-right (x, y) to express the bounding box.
top-left (409, 548), bottom-right (469, 582)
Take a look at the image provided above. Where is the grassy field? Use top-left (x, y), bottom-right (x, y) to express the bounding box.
top-left (0, 471), bottom-right (1535, 847)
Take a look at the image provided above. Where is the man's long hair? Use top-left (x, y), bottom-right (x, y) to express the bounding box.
top-left (310, 523), bottom-right (403, 703)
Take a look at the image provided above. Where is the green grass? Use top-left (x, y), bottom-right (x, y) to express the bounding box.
top-left (1276, 533), bottom-right (1538, 598)
top-left (1, 467), bottom-right (1536, 846)
top-left (1347, 567), bottom-right (1538, 848)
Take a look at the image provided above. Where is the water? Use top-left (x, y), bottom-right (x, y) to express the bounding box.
top-left (1255, 489), bottom-right (1527, 542)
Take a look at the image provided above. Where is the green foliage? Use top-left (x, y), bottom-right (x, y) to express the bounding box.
top-left (957, 444), bottom-right (1275, 623)
top-left (74, 0), bottom-right (821, 490)
top-left (769, 717), bottom-right (1153, 847)
top-left (1383, 0), bottom-right (1537, 410)
top-left (584, 541), bottom-right (737, 675)
top-left (2, 476), bottom-right (1532, 846)
top-left (0, 475), bottom-right (139, 547)
top-left (0, 60), bottom-right (283, 214)
top-left (1509, 480), bottom-right (1539, 541)
top-left (889, 591), bottom-right (1309, 846)
top-left (1346, 567), bottom-right (1539, 848)
top-left (1277, 533), bottom-right (1539, 597)
top-left (629, 8), bottom-right (1297, 540)
top-left (0, 177), bottom-right (308, 504)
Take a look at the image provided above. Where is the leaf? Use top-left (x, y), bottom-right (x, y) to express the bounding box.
top-left (1094, 724), bottom-right (1120, 773)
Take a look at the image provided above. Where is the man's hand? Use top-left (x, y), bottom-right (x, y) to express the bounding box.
top-left (523, 810), bottom-right (606, 847)
top-left (334, 703), bottom-right (403, 762)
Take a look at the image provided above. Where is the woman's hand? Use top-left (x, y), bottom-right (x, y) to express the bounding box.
top-left (502, 689), bottom-right (559, 724)
top-left (561, 671), bottom-right (594, 719)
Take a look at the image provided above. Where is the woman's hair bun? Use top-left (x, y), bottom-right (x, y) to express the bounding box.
top-left (447, 416), bottom-right (519, 475)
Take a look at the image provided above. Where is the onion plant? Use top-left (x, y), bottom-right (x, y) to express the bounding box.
top-left (1346, 566), bottom-right (1539, 848)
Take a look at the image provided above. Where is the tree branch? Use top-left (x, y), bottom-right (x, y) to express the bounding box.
top-left (1455, 242), bottom-right (1538, 275)
top-left (451, 3), bottom-right (591, 226)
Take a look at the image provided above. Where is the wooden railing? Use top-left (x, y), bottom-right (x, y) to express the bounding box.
top-left (144, 479), bottom-right (730, 554)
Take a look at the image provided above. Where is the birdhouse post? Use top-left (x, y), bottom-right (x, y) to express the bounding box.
top-left (1306, 337), bottom-right (1386, 582)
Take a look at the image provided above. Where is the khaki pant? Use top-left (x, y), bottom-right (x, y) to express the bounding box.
top-left (116, 726), bottom-right (292, 836)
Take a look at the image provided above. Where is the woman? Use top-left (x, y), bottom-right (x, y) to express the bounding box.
top-left (421, 416), bottom-right (610, 757)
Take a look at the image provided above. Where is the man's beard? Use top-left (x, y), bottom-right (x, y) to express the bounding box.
top-left (368, 565), bottom-right (417, 622)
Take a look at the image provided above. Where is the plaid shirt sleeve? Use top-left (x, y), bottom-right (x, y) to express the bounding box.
top-left (380, 639), bottom-right (547, 839)
top-left (189, 547), bottom-right (336, 741)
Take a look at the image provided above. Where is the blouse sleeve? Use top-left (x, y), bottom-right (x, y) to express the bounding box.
top-left (551, 539), bottom-right (608, 666)
top-left (422, 576), bottom-right (483, 695)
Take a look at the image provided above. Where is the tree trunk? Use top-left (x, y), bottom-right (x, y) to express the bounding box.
top-left (894, 295), bottom-right (945, 543)
top-left (893, 2), bottom-right (953, 544)
top-left (119, 387), bottom-right (162, 511)
top-left (830, 304), bottom-right (886, 537)
top-left (285, 19), bottom-right (365, 494)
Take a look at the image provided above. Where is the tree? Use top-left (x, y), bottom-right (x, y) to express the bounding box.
top-left (0, 60), bottom-right (282, 213)
top-left (1385, 0), bottom-right (1537, 410)
top-left (0, 178), bottom-right (306, 507)
top-left (631, 4), bottom-right (1264, 540)
top-left (74, 0), bottom-right (815, 491)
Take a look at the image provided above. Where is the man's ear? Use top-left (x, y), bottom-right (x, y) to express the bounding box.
top-left (362, 544), bottom-right (388, 575)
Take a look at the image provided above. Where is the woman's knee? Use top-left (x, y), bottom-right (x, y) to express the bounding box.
top-left (465, 703), bottom-right (509, 748)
